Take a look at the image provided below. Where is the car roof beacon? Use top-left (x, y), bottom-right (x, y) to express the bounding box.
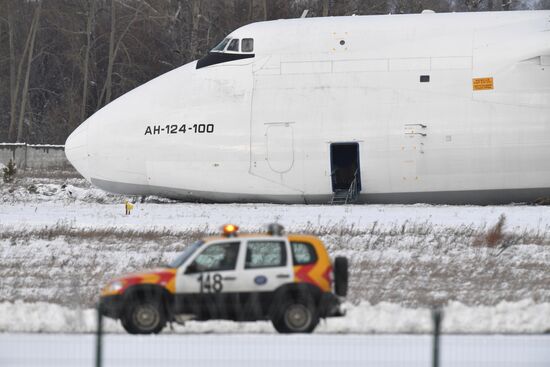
top-left (222, 224), bottom-right (239, 237)
top-left (267, 223), bottom-right (284, 236)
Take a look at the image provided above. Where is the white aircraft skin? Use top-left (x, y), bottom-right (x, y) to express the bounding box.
top-left (65, 11), bottom-right (550, 204)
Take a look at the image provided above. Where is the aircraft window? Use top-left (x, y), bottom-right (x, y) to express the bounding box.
top-left (212, 38), bottom-right (230, 52)
top-left (227, 39), bottom-right (239, 52)
top-left (242, 38), bottom-right (254, 53)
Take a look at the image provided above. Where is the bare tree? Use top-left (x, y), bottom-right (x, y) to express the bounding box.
top-left (261, 0), bottom-right (268, 19)
top-left (6, 1), bottom-right (41, 142)
top-left (80, 0), bottom-right (95, 123)
top-left (97, 0), bottom-right (144, 109)
top-left (322, 0), bottom-right (330, 15)
top-left (188, 0), bottom-right (202, 60)
top-left (16, 1), bottom-right (41, 142)
top-left (7, 5), bottom-right (17, 141)
top-left (247, 0), bottom-right (254, 19)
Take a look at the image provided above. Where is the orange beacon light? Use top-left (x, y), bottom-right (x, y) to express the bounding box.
top-left (222, 224), bottom-right (239, 237)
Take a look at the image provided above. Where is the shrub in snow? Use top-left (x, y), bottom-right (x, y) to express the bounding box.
top-left (2, 159), bottom-right (17, 183)
top-left (474, 213), bottom-right (507, 247)
top-left (485, 213), bottom-right (507, 247)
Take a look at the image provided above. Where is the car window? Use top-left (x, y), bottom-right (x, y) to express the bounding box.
top-left (291, 241), bottom-right (318, 265)
top-left (227, 38), bottom-right (239, 52)
top-left (245, 240), bottom-right (286, 269)
top-left (241, 38), bottom-right (254, 52)
top-left (189, 242), bottom-right (240, 272)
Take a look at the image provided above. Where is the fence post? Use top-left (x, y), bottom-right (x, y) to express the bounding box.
top-left (95, 303), bottom-right (103, 367)
top-left (23, 143), bottom-right (27, 170)
top-left (432, 308), bottom-right (443, 367)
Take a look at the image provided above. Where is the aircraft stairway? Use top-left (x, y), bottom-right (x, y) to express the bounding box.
top-left (329, 170), bottom-right (359, 205)
top-left (330, 190), bottom-right (350, 204)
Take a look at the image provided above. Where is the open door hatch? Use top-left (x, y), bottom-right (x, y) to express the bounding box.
top-left (330, 143), bottom-right (361, 192)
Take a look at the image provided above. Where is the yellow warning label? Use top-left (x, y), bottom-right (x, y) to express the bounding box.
top-left (472, 77), bottom-right (494, 91)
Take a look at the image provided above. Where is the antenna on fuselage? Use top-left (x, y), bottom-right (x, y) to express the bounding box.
top-left (300, 9), bottom-right (309, 18)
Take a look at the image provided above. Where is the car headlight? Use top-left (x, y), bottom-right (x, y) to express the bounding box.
top-left (104, 280), bottom-right (124, 293)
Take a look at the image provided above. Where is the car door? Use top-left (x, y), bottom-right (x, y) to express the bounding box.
top-left (175, 240), bottom-right (242, 319)
top-left (233, 237), bottom-right (293, 319)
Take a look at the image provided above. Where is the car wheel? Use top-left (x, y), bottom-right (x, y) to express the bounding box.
top-left (272, 294), bottom-right (319, 333)
top-left (122, 299), bottom-right (166, 335)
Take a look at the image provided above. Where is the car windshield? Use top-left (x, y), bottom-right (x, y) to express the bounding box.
top-left (167, 240), bottom-right (204, 268)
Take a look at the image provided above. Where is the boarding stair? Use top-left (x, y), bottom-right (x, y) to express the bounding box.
top-left (329, 170), bottom-right (359, 205)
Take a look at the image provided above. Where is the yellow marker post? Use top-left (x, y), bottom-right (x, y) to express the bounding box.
top-left (124, 200), bottom-right (134, 215)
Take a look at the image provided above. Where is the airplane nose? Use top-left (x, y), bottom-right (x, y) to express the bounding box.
top-left (65, 122), bottom-right (90, 180)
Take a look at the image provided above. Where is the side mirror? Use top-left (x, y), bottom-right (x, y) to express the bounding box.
top-left (185, 263), bottom-right (198, 274)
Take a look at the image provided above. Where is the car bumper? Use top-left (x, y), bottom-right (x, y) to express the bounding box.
top-left (99, 295), bottom-right (124, 319)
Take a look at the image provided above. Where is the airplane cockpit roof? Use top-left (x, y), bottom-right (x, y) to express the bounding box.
top-left (195, 11), bottom-right (550, 70)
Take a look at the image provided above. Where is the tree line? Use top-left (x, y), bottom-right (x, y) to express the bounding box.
top-left (0, 0), bottom-right (547, 144)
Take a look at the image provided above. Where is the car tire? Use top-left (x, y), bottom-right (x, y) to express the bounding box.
top-left (121, 298), bottom-right (166, 335)
top-left (271, 294), bottom-right (319, 334)
top-left (334, 256), bottom-right (348, 297)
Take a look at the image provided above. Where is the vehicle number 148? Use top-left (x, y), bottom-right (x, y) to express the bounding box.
top-left (197, 273), bottom-right (223, 293)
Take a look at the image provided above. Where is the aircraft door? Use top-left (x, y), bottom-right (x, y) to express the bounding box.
top-left (330, 143), bottom-right (361, 192)
top-left (266, 123), bottom-right (294, 173)
top-left (249, 75), bottom-right (303, 195)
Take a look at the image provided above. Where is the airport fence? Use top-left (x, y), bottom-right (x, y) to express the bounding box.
top-left (0, 143), bottom-right (70, 170)
top-left (2, 307), bottom-right (549, 367)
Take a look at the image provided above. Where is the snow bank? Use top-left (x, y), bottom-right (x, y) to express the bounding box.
top-left (442, 300), bottom-right (550, 333)
top-left (322, 300), bottom-right (550, 334)
top-left (0, 301), bottom-right (121, 333)
top-left (1, 300), bottom-right (549, 334)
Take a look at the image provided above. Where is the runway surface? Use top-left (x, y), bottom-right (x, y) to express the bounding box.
top-left (1, 333), bottom-right (549, 367)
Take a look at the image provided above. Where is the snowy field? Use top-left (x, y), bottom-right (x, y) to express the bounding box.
top-left (2, 299), bottom-right (550, 334)
top-left (1, 174), bottom-right (550, 334)
top-left (1, 333), bottom-right (550, 367)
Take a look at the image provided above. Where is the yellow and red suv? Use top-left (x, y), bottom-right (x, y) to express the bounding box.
top-left (100, 224), bottom-right (348, 334)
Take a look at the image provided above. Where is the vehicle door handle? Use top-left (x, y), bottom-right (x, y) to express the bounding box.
top-left (223, 276), bottom-right (236, 281)
top-left (276, 274), bottom-right (290, 279)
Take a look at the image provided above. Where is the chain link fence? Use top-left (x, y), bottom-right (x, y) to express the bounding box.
top-left (2, 308), bottom-right (549, 367)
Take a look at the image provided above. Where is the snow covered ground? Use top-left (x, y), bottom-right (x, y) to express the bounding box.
top-left (2, 176), bottom-right (550, 334)
top-left (3, 180), bottom-right (550, 232)
top-left (2, 333), bottom-right (549, 367)
top-left (1, 299), bottom-right (550, 334)
top-left (2, 198), bottom-right (549, 307)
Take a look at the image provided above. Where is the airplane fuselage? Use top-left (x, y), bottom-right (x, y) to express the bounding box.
top-left (65, 11), bottom-right (550, 204)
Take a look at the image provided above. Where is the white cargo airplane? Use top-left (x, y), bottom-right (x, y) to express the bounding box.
top-left (65, 10), bottom-right (550, 204)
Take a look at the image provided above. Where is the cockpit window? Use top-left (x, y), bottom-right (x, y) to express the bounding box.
top-left (197, 36), bottom-right (255, 69)
top-left (227, 39), bottom-right (239, 52)
top-left (212, 38), bottom-right (230, 52)
top-left (242, 38), bottom-right (254, 53)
